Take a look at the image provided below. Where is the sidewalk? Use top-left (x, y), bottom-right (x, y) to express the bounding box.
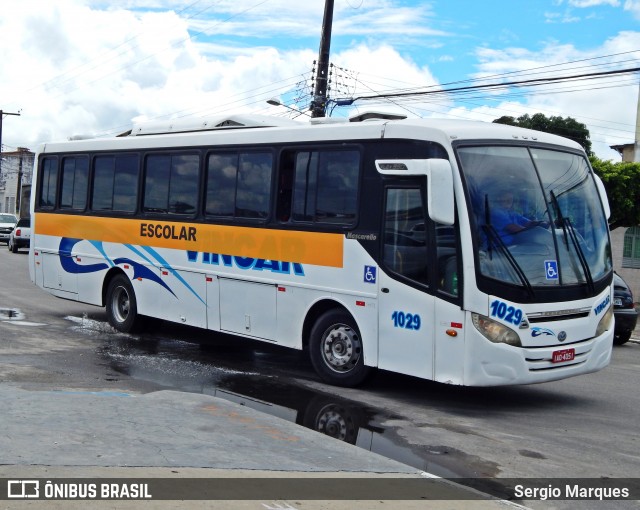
top-left (0, 386), bottom-right (520, 509)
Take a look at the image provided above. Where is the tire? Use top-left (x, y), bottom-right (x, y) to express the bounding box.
top-left (309, 309), bottom-right (372, 387)
top-left (7, 239), bottom-right (11, 251)
top-left (613, 331), bottom-right (632, 345)
top-left (105, 274), bottom-right (145, 333)
top-left (10, 240), bottom-right (18, 253)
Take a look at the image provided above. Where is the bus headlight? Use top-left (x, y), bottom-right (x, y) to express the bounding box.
top-left (472, 313), bottom-right (521, 347)
top-left (595, 306), bottom-right (613, 337)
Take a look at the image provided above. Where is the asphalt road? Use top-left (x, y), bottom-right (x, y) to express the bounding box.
top-left (1, 247), bottom-right (640, 509)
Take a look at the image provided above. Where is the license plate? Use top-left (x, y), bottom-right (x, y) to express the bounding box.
top-left (552, 348), bottom-right (575, 363)
top-left (614, 298), bottom-right (623, 306)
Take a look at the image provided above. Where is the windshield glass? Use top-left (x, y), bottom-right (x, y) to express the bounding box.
top-left (0, 214), bottom-right (16, 223)
top-left (458, 145), bottom-right (611, 288)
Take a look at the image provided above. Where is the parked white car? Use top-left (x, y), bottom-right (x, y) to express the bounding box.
top-left (8, 217), bottom-right (31, 253)
top-left (0, 213), bottom-right (18, 244)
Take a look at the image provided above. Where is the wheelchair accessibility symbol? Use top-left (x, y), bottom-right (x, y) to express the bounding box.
top-left (364, 265), bottom-right (377, 284)
top-left (545, 260), bottom-right (558, 280)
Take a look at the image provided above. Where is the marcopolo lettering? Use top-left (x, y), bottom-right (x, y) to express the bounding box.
top-left (187, 251), bottom-right (305, 276)
top-left (140, 223), bottom-right (197, 242)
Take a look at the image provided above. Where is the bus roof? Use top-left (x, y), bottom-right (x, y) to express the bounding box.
top-left (37, 115), bottom-right (584, 154)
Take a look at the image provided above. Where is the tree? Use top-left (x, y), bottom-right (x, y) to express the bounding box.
top-left (493, 113), bottom-right (592, 156)
top-left (590, 156), bottom-right (640, 230)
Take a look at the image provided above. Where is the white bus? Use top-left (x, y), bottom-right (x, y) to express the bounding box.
top-left (29, 113), bottom-right (614, 387)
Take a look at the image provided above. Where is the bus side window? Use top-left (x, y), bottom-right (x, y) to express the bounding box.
top-left (60, 156), bottom-right (89, 210)
top-left (436, 223), bottom-right (459, 296)
top-left (206, 151), bottom-right (272, 219)
top-left (383, 187), bottom-right (429, 286)
top-left (291, 149), bottom-right (360, 225)
top-left (38, 157), bottom-right (58, 209)
top-left (276, 152), bottom-right (295, 222)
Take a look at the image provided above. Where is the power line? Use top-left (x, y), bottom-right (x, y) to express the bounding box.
top-left (349, 66), bottom-right (640, 103)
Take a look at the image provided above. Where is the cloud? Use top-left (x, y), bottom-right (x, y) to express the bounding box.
top-left (624, 0), bottom-right (640, 18)
top-left (569, 0), bottom-right (620, 6)
top-left (0, 0), bottom-right (636, 164)
top-left (464, 32), bottom-right (640, 159)
top-left (0, 0), bottom-right (444, 148)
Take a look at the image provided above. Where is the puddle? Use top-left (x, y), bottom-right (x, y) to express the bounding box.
top-left (92, 328), bottom-right (497, 481)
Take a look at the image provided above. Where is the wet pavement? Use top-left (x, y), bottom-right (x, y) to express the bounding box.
top-left (5, 293), bottom-right (637, 508)
top-left (0, 312), bottom-right (519, 508)
top-left (88, 316), bottom-right (491, 479)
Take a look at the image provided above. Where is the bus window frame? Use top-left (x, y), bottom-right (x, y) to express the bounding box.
top-left (36, 155), bottom-right (60, 211)
top-left (90, 152), bottom-right (141, 215)
top-left (380, 177), bottom-right (462, 306)
top-left (141, 150), bottom-right (202, 220)
top-left (275, 143), bottom-right (363, 230)
top-left (203, 147), bottom-right (275, 224)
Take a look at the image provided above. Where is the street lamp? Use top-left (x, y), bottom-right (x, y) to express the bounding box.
top-left (266, 98), bottom-right (311, 118)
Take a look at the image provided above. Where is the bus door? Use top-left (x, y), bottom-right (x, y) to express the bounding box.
top-left (377, 185), bottom-right (435, 379)
top-left (432, 223), bottom-right (465, 384)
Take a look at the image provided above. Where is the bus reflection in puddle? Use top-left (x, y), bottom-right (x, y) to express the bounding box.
top-left (97, 333), bottom-right (479, 479)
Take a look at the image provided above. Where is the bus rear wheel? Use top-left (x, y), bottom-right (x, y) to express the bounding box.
top-left (106, 274), bottom-right (144, 333)
top-left (309, 309), bottom-right (372, 387)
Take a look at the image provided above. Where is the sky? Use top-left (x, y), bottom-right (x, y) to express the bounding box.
top-left (1, 0), bottom-right (640, 160)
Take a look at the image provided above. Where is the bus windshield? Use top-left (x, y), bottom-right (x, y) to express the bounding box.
top-left (458, 145), bottom-right (611, 289)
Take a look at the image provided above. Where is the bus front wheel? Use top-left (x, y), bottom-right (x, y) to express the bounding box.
top-left (106, 274), bottom-right (144, 333)
top-left (309, 309), bottom-right (372, 387)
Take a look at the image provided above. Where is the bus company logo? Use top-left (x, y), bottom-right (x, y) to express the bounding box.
top-left (8, 480), bottom-right (39, 498)
top-left (594, 295), bottom-right (610, 316)
top-left (187, 251), bottom-right (305, 276)
top-left (531, 327), bottom-right (555, 338)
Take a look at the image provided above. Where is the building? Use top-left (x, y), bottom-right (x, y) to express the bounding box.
top-left (0, 147), bottom-right (34, 218)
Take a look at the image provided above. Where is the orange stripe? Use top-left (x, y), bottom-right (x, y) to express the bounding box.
top-left (35, 213), bottom-right (344, 268)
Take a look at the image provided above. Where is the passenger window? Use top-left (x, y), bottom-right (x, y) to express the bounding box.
top-left (144, 154), bottom-right (199, 215)
top-left (93, 155), bottom-right (139, 213)
top-left (60, 156), bottom-right (89, 210)
top-left (384, 188), bottom-right (429, 285)
top-left (206, 151), bottom-right (273, 219)
top-left (39, 157), bottom-right (58, 209)
top-left (290, 149), bottom-right (360, 225)
top-left (236, 153), bottom-right (272, 218)
top-left (206, 153), bottom-right (237, 216)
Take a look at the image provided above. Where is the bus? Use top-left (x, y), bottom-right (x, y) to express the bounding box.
top-left (29, 113), bottom-right (614, 387)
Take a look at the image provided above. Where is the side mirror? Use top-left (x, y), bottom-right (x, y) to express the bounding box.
top-left (425, 159), bottom-right (455, 226)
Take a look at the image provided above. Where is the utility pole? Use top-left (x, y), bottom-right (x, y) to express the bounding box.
top-left (0, 110), bottom-right (21, 154)
top-left (15, 148), bottom-right (29, 217)
top-left (634, 83), bottom-right (640, 162)
top-left (310, 0), bottom-right (334, 118)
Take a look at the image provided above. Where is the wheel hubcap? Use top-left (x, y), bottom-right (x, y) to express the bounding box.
top-left (321, 324), bottom-right (361, 373)
top-left (112, 286), bottom-right (130, 323)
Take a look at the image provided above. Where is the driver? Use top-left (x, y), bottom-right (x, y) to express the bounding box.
top-left (492, 190), bottom-right (543, 245)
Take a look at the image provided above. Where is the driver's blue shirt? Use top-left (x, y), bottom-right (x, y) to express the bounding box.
top-left (491, 207), bottom-right (530, 245)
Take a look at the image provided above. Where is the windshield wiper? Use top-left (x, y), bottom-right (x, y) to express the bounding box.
top-left (483, 193), bottom-right (533, 297)
top-left (482, 223), bottom-right (534, 298)
top-left (549, 191), bottom-right (594, 292)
